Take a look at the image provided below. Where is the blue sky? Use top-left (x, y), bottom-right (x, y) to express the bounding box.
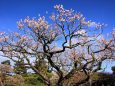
top-left (0, 0), bottom-right (115, 72)
top-left (0, 0), bottom-right (115, 32)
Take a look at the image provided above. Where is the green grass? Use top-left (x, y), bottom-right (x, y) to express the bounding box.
top-left (23, 74), bottom-right (46, 86)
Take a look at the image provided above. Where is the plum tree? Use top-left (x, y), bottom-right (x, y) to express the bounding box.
top-left (0, 5), bottom-right (114, 86)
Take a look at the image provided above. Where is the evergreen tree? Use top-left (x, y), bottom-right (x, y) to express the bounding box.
top-left (14, 59), bottom-right (27, 74)
top-left (1, 60), bottom-right (10, 65)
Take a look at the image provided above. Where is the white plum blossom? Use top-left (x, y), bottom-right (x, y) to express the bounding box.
top-left (14, 32), bottom-right (20, 37)
top-left (88, 22), bottom-right (97, 27)
top-left (0, 32), bottom-right (5, 35)
top-left (17, 16), bottom-right (49, 33)
top-left (54, 4), bottom-right (64, 11)
top-left (50, 14), bottom-right (56, 21)
top-left (75, 29), bottom-right (86, 35)
top-left (96, 23), bottom-right (105, 29)
top-left (59, 17), bottom-right (65, 22)
top-left (80, 18), bottom-right (88, 25)
top-left (53, 4), bottom-right (84, 23)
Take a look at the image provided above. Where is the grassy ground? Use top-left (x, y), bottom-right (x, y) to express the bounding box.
top-left (23, 74), bottom-right (46, 86)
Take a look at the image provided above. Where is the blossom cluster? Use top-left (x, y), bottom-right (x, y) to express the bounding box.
top-left (17, 16), bottom-right (49, 33)
top-left (51, 4), bottom-right (84, 23)
top-left (0, 32), bottom-right (9, 43)
top-left (51, 4), bottom-right (106, 31)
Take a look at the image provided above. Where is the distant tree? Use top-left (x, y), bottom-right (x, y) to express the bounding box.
top-left (0, 4), bottom-right (114, 86)
top-left (5, 74), bottom-right (24, 86)
top-left (0, 60), bottom-right (12, 86)
top-left (0, 64), bottom-right (13, 86)
top-left (112, 66), bottom-right (115, 74)
top-left (1, 60), bottom-right (10, 65)
top-left (14, 58), bottom-right (27, 74)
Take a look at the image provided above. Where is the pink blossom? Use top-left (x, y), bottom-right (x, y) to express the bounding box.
top-left (74, 13), bottom-right (82, 20)
top-left (96, 23), bottom-right (105, 29)
top-left (50, 14), bottom-right (56, 21)
top-left (0, 38), bottom-right (4, 42)
top-left (0, 32), bottom-right (5, 35)
top-left (80, 17), bottom-right (88, 25)
top-left (59, 17), bottom-right (65, 22)
top-left (14, 32), bottom-right (20, 37)
top-left (17, 16), bottom-right (49, 33)
top-left (75, 29), bottom-right (86, 35)
top-left (54, 4), bottom-right (64, 11)
top-left (17, 21), bottom-right (24, 29)
top-left (20, 36), bottom-right (28, 42)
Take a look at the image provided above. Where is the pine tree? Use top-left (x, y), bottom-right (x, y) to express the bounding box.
top-left (14, 59), bottom-right (27, 74)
